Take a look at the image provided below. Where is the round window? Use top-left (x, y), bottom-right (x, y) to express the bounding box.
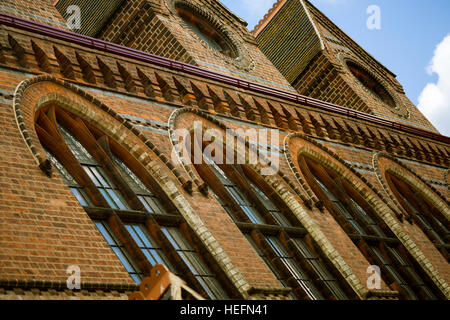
top-left (347, 61), bottom-right (396, 108)
top-left (176, 4), bottom-right (237, 58)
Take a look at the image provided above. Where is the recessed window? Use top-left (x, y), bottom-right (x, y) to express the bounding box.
top-left (35, 105), bottom-right (230, 299)
top-left (385, 172), bottom-right (449, 258)
top-left (176, 4), bottom-right (236, 58)
top-left (298, 154), bottom-right (441, 300)
top-left (195, 152), bottom-right (352, 300)
top-left (347, 61), bottom-right (396, 108)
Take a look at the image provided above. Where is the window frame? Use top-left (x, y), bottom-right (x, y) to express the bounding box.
top-left (192, 139), bottom-right (356, 300)
top-left (385, 172), bottom-right (450, 260)
top-left (35, 105), bottom-right (234, 300)
top-left (298, 153), bottom-right (443, 300)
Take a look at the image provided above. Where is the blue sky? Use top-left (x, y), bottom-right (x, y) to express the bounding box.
top-left (220, 0), bottom-right (450, 136)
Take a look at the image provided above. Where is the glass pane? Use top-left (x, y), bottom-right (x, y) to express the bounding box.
top-left (112, 246), bottom-right (136, 273)
top-left (161, 227), bottom-right (226, 299)
top-left (113, 155), bottom-right (151, 195)
top-left (130, 274), bottom-right (141, 284)
top-left (45, 149), bottom-right (79, 187)
top-left (106, 189), bottom-right (129, 210)
top-left (201, 277), bottom-right (229, 300)
top-left (83, 166), bottom-right (101, 187)
top-left (241, 205), bottom-right (265, 225)
top-left (142, 196), bottom-right (165, 214)
top-left (226, 186), bottom-right (246, 205)
top-left (70, 188), bottom-right (88, 207)
top-left (125, 224), bottom-right (175, 271)
top-left (125, 225), bottom-right (145, 247)
top-left (58, 124), bottom-right (97, 165)
top-left (94, 221), bottom-right (142, 282)
top-left (90, 167), bottom-right (110, 188)
top-left (99, 189), bottom-right (118, 209)
top-left (138, 196), bottom-right (154, 213)
top-left (95, 222), bottom-right (116, 246)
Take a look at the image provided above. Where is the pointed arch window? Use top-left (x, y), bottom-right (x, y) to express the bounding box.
top-left (298, 154), bottom-right (443, 300)
top-left (194, 153), bottom-right (354, 300)
top-left (35, 105), bottom-right (231, 300)
top-left (385, 172), bottom-right (450, 260)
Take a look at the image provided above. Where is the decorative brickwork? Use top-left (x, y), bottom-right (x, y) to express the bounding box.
top-left (0, 0), bottom-right (448, 300)
top-left (256, 0), bottom-right (437, 131)
top-left (285, 134), bottom-right (449, 298)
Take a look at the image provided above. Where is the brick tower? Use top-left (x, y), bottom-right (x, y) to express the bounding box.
top-left (0, 0), bottom-right (448, 300)
top-left (254, 0), bottom-right (436, 131)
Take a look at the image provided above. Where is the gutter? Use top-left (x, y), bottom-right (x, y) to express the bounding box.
top-left (0, 12), bottom-right (448, 144)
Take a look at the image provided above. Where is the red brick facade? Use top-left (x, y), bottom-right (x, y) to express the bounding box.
top-left (0, 0), bottom-right (448, 300)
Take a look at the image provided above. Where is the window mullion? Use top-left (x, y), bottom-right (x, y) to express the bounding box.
top-left (279, 232), bottom-right (337, 300)
top-left (142, 218), bottom-right (212, 299)
top-left (227, 165), bottom-right (278, 226)
top-left (309, 159), bottom-right (371, 235)
top-left (107, 213), bottom-right (154, 275)
top-left (57, 110), bottom-right (144, 212)
top-left (299, 156), bottom-right (359, 235)
top-left (251, 230), bottom-right (317, 300)
top-left (36, 122), bottom-right (110, 208)
top-left (195, 162), bottom-right (251, 223)
top-left (333, 177), bottom-right (375, 235)
top-left (390, 174), bottom-right (448, 244)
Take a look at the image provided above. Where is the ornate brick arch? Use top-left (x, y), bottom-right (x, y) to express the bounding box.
top-left (167, 0), bottom-right (255, 71)
top-left (13, 75), bottom-right (255, 298)
top-left (169, 108), bottom-right (377, 299)
top-left (337, 53), bottom-right (410, 119)
top-left (285, 133), bottom-right (450, 298)
top-left (445, 169), bottom-right (450, 192)
top-left (374, 152), bottom-right (450, 222)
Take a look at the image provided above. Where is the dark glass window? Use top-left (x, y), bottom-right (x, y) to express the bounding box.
top-left (162, 227), bottom-right (229, 300)
top-left (347, 61), bottom-right (396, 108)
top-left (176, 4), bottom-right (236, 58)
top-left (299, 154), bottom-right (441, 300)
top-left (196, 155), bottom-right (351, 300)
top-left (95, 220), bottom-right (142, 283)
top-left (36, 106), bottom-right (230, 300)
top-left (386, 172), bottom-right (449, 259)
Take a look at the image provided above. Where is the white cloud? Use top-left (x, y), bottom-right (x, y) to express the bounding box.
top-left (418, 34), bottom-right (450, 136)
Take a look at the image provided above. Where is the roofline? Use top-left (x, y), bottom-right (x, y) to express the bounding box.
top-left (216, 0), bottom-right (248, 27)
top-left (253, 0), bottom-right (397, 78)
top-left (0, 12), bottom-right (447, 144)
top-left (301, 0), bottom-right (397, 78)
top-left (252, 0), bottom-right (287, 37)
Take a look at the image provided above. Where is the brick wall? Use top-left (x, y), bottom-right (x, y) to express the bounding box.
top-left (256, 0), bottom-right (438, 132)
top-left (0, 0), bottom-right (448, 300)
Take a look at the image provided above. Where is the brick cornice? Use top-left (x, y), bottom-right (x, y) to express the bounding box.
top-left (13, 75), bottom-right (192, 192)
top-left (1, 12), bottom-right (449, 145)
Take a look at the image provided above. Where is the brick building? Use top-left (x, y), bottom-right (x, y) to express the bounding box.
top-left (0, 0), bottom-right (448, 300)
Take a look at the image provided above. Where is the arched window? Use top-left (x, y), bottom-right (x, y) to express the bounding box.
top-left (176, 4), bottom-right (236, 58)
top-left (385, 172), bottom-right (450, 260)
top-left (35, 105), bottom-right (230, 300)
top-left (346, 61), bottom-right (396, 109)
top-left (298, 154), bottom-right (442, 300)
top-left (194, 152), bottom-right (355, 300)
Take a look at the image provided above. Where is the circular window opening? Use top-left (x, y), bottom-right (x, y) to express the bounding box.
top-left (347, 61), bottom-right (396, 108)
top-left (176, 4), bottom-right (237, 58)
